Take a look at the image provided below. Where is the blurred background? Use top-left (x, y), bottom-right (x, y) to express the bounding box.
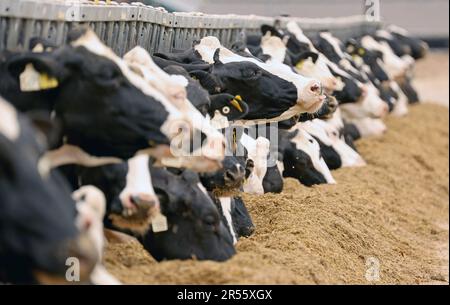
top-left (137, 0), bottom-right (449, 48)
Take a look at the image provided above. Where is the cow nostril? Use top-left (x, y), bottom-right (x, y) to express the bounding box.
top-left (310, 84), bottom-right (320, 93)
top-left (130, 194), bottom-right (155, 212)
top-left (224, 170), bottom-right (236, 182)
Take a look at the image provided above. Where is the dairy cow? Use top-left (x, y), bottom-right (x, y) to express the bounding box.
top-left (0, 97), bottom-right (98, 284)
top-left (155, 36), bottom-right (326, 122)
top-left (281, 125), bottom-right (336, 186)
top-left (141, 167), bottom-right (236, 261)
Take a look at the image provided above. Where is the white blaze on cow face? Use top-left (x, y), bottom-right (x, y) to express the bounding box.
top-left (300, 120), bottom-right (366, 168)
top-left (340, 84), bottom-right (389, 119)
top-left (119, 155), bottom-right (159, 215)
top-left (240, 134), bottom-right (270, 195)
top-left (194, 37), bottom-right (325, 116)
top-left (219, 197), bottom-right (238, 245)
top-left (289, 125), bottom-right (336, 184)
top-left (361, 35), bottom-right (408, 80)
top-left (0, 97), bottom-right (20, 141)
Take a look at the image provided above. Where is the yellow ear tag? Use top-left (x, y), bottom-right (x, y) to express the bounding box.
top-left (231, 96), bottom-right (244, 113)
top-left (20, 64), bottom-right (59, 92)
top-left (296, 59), bottom-right (305, 71)
top-left (358, 48), bottom-right (366, 56)
top-left (39, 73), bottom-right (59, 90)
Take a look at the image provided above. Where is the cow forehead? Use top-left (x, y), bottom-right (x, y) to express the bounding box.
top-left (0, 97), bottom-right (20, 141)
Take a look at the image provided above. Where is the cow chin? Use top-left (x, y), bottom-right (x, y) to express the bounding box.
top-left (109, 213), bottom-right (152, 235)
top-left (303, 97), bottom-right (326, 114)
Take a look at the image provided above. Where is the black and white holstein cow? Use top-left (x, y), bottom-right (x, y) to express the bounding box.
top-left (0, 97), bottom-right (117, 284)
top-left (311, 31), bottom-right (390, 137)
top-left (0, 28), bottom-right (228, 231)
top-left (76, 163), bottom-right (237, 261)
top-left (154, 36), bottom-right (327, 122)
top-left (248, 24), bottom-right (367, 170)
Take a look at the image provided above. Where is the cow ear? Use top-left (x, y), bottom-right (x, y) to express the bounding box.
top-left (189, 70), bottom-right (222, 94)
top-left (294, 51), bottom-right (319, 65)
top-left (7, 52), bottom-right (64, 81)
top-left (213, 48), bottom-right (222, 65)
top-left (288, 129), bottom-right (300, 140)
top-left (258, 54), bottom-right (272, 62)
top-left (261, 25), bottom-right (283, 38)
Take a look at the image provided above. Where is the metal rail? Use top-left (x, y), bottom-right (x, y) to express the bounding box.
top-left (0, 0), bottom-right (381, 55)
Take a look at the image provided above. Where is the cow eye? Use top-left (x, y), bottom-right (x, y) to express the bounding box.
top-left (203, 215), bottom-right (216, 226)
top-left (242, 68), bottom-right (260, 79)
top-left (308, 139), bottom-right (314, 144)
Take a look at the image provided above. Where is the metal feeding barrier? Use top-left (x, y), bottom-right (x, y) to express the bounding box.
top-left (0, 0), bottom-right (381, 56)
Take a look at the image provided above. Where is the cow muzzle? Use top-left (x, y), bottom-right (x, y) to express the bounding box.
top-left (110, 193), bottom-right (160, 235)
top-left (301, 80), bottom-right (326, 113)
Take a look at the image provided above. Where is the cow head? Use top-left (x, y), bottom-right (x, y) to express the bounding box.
top-left (387, 25), bottom-right (429, 60)
top-left (199, 156), bottom-right (246, 195)
top-left (345, 39), bottom-right (390, 83)
top-left (142, 168), bottom-right (236, 262)
top-left (281, 126), bottom-right (336, 186)
top-left (300, 118), bottom-right (366, 168)
top-left (193, 37), bottom-right (325, 121)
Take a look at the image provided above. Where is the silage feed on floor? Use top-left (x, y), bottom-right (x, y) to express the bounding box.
top-left (104, 103), bottom-right (449, 285)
